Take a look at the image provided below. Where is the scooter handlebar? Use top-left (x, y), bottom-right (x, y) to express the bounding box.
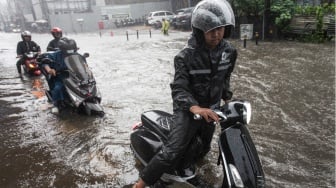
top-left (192, 100), bottom-right (252, 126)
top-left (193, 114), bottom-right (202, 120)
top-left (193, 110), bottom-right (227, 124)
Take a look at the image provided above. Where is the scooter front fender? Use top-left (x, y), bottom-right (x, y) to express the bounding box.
top-left (218, 123), bottom-right (265, 188)
top-left (84, 101), bottom-right (103, 111)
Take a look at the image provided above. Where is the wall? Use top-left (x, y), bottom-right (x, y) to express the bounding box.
top-left (99, 1), bottom-right (171, 29)
top-left (101, 1), bottom-right (171, 21)
top-left (130, 1), bottom-right (171, 18)
top-left (48, 1), bottom-right (171, 33)
top-left (49, 7), bottom-right (101, 33)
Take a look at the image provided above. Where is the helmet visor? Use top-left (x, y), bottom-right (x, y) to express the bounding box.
top-left (192, 0), bottom-right (235, 33)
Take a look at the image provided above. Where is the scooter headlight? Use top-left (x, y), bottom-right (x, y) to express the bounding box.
top-left (229, 164), bottom-right (244, 188)
top-left (243, 101), bottom-right (252, 124)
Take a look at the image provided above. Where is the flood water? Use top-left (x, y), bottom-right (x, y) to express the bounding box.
top-left (0, 28), bottom-right (334, 188)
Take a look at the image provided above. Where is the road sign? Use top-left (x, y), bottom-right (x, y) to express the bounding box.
top-left (240, 24), bottom-right (253, 40)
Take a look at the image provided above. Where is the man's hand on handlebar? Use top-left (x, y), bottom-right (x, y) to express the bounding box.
top-left (45, 66), bottom-right (56, 76)
top-left (48, 69), bottom-right (56, 76)
top-left (190, 105), bottom-right (219, 123)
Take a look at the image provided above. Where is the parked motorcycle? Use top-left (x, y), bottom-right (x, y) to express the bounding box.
top-left (130, 99), bottom-right (265, 187)
top-left (40, 52), bottom-right (104, 116)
top-left (20, 51), bottom-right (41, 76)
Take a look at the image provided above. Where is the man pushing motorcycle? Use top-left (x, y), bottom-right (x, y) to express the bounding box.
top-left (41, 37), bottom-right (78, 114)
top-left (133, 0), bottom-right (237, 187)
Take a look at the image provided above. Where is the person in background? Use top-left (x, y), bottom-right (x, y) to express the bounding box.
top-left (47, 27), bottom-right (63, 51)
top-left (161, 18), bottom-right (170, 36)
top-left (133, 0), bottom-right (237, 187)
top-left (16, 31), bottom-right (41, 77)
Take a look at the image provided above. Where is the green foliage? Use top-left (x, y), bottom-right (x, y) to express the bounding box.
top-left (230, 0), bottom-right (335, 42)
top-left (295, 3), bottom-right (335, 43)
top-left (294, 3), bottom-right (335, 16)
top-left (229, 0), bottom-right (264, 17)
top-left (271, 1), bottom-right (335, 42)
top-left (271, 0), bottom-right (295, 29)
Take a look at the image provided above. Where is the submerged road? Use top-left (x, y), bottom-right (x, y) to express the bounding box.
top-left (0, 29), bottom-right (334, 187)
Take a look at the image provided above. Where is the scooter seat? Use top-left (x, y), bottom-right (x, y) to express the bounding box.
top-left (141, 110), bottom-right (173, 140)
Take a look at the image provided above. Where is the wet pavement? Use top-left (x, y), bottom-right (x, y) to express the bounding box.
top-left (0, 28), bottom-right (334, 188)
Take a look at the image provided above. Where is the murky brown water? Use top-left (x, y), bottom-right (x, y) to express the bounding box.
top-left (0, 30), bottom-right (334, 188)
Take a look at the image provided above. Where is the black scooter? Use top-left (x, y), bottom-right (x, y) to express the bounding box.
top-left (130, 100), bottom-right (265, 187)
top-left (40, 52), bottom-right (104, 116)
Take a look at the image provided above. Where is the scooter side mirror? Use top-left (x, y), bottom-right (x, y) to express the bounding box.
top-left (83, 53), bottom-right (89, 58)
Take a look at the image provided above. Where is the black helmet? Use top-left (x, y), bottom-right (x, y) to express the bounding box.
top-left (58, 37), bottom-right (77, 54)
top-left (191, 0), bottom-right (235, 38)
top-left (51, 27), bottom-right (62, 39)
top-left (21, 30), bottom-right (32, 41)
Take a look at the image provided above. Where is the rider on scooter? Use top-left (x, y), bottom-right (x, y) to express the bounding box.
top-left (133, 0), bottom-right (237, 187)
top-left (16, 31), bottom-right (41, 77)
top-left (47, 27), bottom-right (62, 51)
top-left (42, 37), bottom-right (78, 114)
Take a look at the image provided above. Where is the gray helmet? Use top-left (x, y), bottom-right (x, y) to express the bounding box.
top-left (21, 30), bottom-right (32, 40)
top-left (58, 37), bottom-right (77, 54)
top-left (191, 0), bottom-right (235, 36)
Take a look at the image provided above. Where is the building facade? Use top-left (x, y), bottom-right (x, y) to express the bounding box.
top-left (2, 0), bottom-right (201, 33)
top-left (39, 0), bottom-right (173, 33)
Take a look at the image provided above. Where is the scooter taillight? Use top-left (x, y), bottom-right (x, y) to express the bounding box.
top-left (132, 122), bottom-right (142, 130)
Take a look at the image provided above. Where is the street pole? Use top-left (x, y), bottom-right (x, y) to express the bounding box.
top-left (40, 0), bottom-right (50, 24)
top-left (29, 0), bottom-right (36, 21)
top-left (264, 0), bottom-right (271, 40)
top-left (262, 10), bottom-right (265, 40)
top-left (14, 0), bottom-right (26, 30)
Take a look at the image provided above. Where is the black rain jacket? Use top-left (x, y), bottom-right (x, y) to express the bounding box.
top-left (47, 38), bottom-right (60, 51)
top-left (170, 35), bottom-right (237, 111)
top-left (16, 41), bottom-right (41, 56)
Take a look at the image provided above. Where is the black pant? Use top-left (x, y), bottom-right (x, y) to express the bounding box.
top-left (140, 110), bottom-right (215, 185)
top-left (16, 58), bottom-right (24, 74)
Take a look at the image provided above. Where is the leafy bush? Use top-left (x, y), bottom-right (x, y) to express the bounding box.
top-left (271, 1), bottom-right (335, 42)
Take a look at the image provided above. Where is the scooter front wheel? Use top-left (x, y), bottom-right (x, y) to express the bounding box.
top-left (84, 105), bottom-right (91, 116)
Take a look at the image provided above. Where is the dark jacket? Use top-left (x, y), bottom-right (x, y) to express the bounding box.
top-left (170, 35), bottom-right (237, 111)
top-left (43, 50), bottom-right (67, 72)
top-left (47, 39), bottom-right (60, 51)
top-left (16, 41), bottom-right (41, 56)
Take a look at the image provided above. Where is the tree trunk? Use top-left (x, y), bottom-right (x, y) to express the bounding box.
top-left (264, 0), bottom-right (271, 40)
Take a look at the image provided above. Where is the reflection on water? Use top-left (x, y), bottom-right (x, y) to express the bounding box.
top-left (0, 31), bottom-right (334, 188)
top-left (31, 78), bottom-right (45, 99)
